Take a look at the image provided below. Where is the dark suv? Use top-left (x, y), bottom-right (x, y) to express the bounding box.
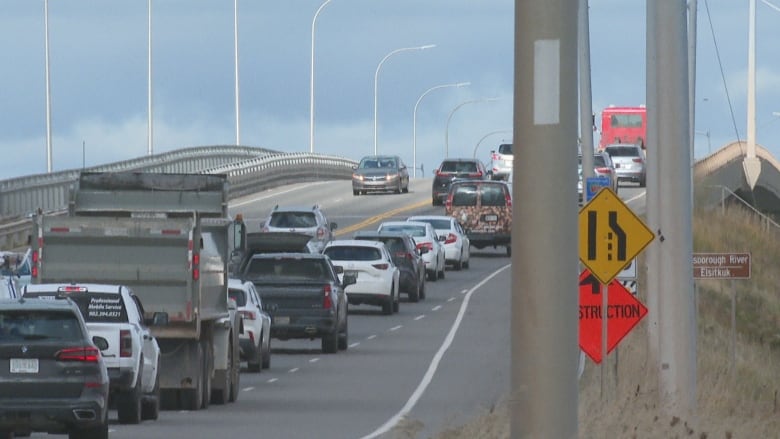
top-left (352, 231), bottom-right (427, 302)
top-left (0, 298), bottom-right (110, 439)
top-left (431, 158), bottom-right (488, 206)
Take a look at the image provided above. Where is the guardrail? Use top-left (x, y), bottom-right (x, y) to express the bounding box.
top-left (0, 150), bottom-right (357, 250)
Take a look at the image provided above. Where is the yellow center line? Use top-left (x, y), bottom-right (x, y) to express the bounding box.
top-left (335, 198), bottom-right (432, 237)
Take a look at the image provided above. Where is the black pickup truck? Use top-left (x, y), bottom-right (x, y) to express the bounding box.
top-left (235, 233), bottom-right (355, 354)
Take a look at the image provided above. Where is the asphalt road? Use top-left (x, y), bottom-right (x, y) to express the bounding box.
top-left (47, 178), bottom-right (647, 439)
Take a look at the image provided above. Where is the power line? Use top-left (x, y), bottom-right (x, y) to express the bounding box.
top-left (704, 0), bottom-right (744, 153)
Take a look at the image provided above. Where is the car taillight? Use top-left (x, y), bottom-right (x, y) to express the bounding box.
top-left (444, 233), bottom-right (457, 244)
top-left (317, 227), bottom-right (325, 239)
top-left (416, 242), bottom-right (433, 251)
top-left (468, 171), bottom-right (483, 178)
top-left (120, 330), bottom-right (132, 358)
top-left (239, 310), bottom-right (257, 320)
top-left (505, 191), bottom-right (513, 208)
top-left (632, 158), bottom-right (643, 163)
top-left (192, 252), bottom-right (200, 281)
top-left (323, 285), bottom-right (333, 310)
top-left (595, 167), bottom-right (610, 174)
top-left (491, 152), bottom-right (500, 160)
top-left (56, 346), bottom-right (100, 363)
top-left (372, 263), bottom-right (389, 270)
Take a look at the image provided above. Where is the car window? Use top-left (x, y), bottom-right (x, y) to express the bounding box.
top-left (270, 212), bottom-right (317, 228)
top-left (452, 184), bottom-right (478, 206)
top-left (480, 185), bottom-right (507, 206)
top-left (360, 159), bottom-right (378, 169)
top-left (379, 225), bottom-right (426, 237)
top-left (228, 288), bottom-right (248, 307)
top-left (606, 146), bottom-right (639, 157)
top-left (593, 155), bottom-right (607, 167)
top-left (246, 258), bottom-right (327, 280)
top-left (0, 310), bottom-right (83, 341)
top-left (324, 246), bottom-right (382, 261)
top-left (498, 144), bottom-right (512, 155)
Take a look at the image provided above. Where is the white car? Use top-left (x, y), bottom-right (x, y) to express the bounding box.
top-left (323, 240), bottom-right (401, 315)
top-left (407, 215), bottom-right (471, 270)
top-left (23, 283), bottom-right (161, 424)
top-left (376, 221), bottom-right (446, 282)
top-left (228, 278), bottom-right (271, 372)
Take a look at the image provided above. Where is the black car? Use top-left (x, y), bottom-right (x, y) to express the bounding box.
top-left (352, 231), bottom-right (427, 302)
top-left (0, 298), bottom-right (110, 439)
top-left (432, 158), bottom-right (488, 205)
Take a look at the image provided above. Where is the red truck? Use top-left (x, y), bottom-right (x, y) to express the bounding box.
top-left (599, 105), bottom-right (647, 150)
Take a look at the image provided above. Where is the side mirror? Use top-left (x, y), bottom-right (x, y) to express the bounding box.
top-left (92, 336), bottom-right (109, 351)
top-left (342, 273), bottom-right (357, 287)
top-left (352, 165), bottom-right (358, 170)
top-left (330, 222), bottom-right (338, 231)
top-left (333, 265), bottom-right (344, 274)
top-left (150, 312), bottom-right (169, 327)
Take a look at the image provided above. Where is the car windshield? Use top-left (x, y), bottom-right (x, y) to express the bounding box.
top-left (379, 225), bottom-right (426, 237)
top-left (228, 289), bottom-right (248, 307)
top-left (324, 246), bottom-right (382, 261)
top-left (0, 310), bottom-right (83, 341)
top-left (359, 158), bottom-right (396, 169)
top-left (498, 144), bottom-right (512, 155)
top-left (606, 146), bottom-right (640, 157)
top-left (269, 212), bottom-right (317, 228)
top-left (439, 162), bottom-right (477, 173)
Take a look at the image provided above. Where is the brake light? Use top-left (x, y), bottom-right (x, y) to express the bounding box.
top-left (323, 285), bottom-right (333, 310)
top-left (491, 152), bottom-right (500, 160)
top-left (468, 171), bottom-right (483, 178)
top-left (317, 227), bottom-right (325, 239)
top-left (239, 310), bottom-right (257, 320)
top-left (192, 252), bottom-right (200, 281)
top-left (56, 346), bottom-right (100, 363)
top-left (595, 167), bottom-right (610, 174)
top-left (372, 263), bottom-right (389, 270)
top-left (505, 191), bottom-right (513, 208)
top-left (632, 158), bottom-right (643, 163)
top-left (120, 330), bottom-right (132, 358)
top-left (57, 286), bottom-right (88, 293)
top-left (444, 233), bottom-right (457, 244)
top-left (416, 242), bottom-right (433, 251)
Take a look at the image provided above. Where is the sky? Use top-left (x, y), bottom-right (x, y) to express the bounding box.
top-left (1, 0), bottom-right (779, 180)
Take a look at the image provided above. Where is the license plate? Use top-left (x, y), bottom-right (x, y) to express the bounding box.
top-left (10, 358), bottom-right (39, 374)
top-left (484, 214), bottom-right (498, 222)
top-left (274, 316), bottom-right (290, 325)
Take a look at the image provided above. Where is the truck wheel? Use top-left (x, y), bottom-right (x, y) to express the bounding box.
top-left (211, 342), bottom-right (230, 405)
top-left (321, 331), bottom-right (338, 353)
top-left (141, 370), bottom-right (160, 421)
top-left (117, 361), bottom-right (143, 424)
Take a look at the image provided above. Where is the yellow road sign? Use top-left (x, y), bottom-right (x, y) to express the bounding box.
top-left (578, 188), bottom-right (654, 284)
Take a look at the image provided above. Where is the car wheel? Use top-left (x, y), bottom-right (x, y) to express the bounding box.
top-left (322, 330), bottom-right (339, 353)
top-left (453, 253), bottom-right (463, 271)
top-left (262, 338), bottom-right (271, 369)
top-left (141, 367), bottom-right (160, 421)
top-left (353, 189), bottom-right (359, 196)
top-left (338, 315), bottom-right (348, 351)
top-left (427, 269), bottom-right (437, 282)
top-left (392, 289), bottom-right (399, 313)
top-left (117, 361), bottom-right (143, 424)
top-left (395, 181), bottom-right (402, 194)
top-left (419, 274), bottom-right (426, 300)
top-left (247, 341), bottom-right (262, 373)
top-left (408, 280), bottom-right (420, 303)
top-left (381, 294), bottom-right (393, 315)
top-left (438, 257), bottom-right (445, 279)
top-left (463, 257), bottom-right (470, 269)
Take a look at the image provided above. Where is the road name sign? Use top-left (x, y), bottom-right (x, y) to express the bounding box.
top-left (692, 252), bottom-right (751, 279)
top-left (579, 269), bottom-right (648, 364)
top-left (578, 188), bottom-right (654, 285)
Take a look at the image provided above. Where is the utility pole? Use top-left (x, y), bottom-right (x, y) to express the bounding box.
top-left (579, 0), bottom-right (594, 181)
top-left (744, 0), bottom-right (761, 189)
top-left (649, 0), bottom-right (698, 420)
top-left (512, 0), bottom-right (578, 437)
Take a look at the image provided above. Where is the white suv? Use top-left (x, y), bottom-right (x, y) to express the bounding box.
top-left (24, 283), bottom-right (162, 424)
top-left (261, 205), bottom-right (337, 253)
top-left (488, 143), bottom-right (513, 180)
top-left (228, 278), bottom-right (271, 372)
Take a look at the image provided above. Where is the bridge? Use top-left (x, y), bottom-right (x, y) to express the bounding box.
top-left (2, 141), bottom-right (779, 248)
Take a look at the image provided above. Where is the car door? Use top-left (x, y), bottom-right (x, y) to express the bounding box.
top-left (457, 221), bottom-right (470, 259)
top-left (130, 292), bottom-right (159, 393)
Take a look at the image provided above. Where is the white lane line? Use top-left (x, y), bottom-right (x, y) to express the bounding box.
top-left (349, 342), bottom-right (360, 348)
top-left (242, 387), bottom-right (255, 392)
top-left (367, 335), bottom-right (377, 340)
top-left (267, 378), bottom-right (278, 383)
top-left (447, 297), bottom-right (456, 303)
top-left (460, 289), bottom-right (468, 294)
top-left (231, 182), bottom-right (325, 208)
top-left (309, 358), bottom-right (320, 363)
top-left (389, 325), bottom-right (402, 332)
top-left (414, 315), bottom-right (425, 321)
top-left (289, 368), bottom-right (299, 373)
top-left (361, 264), bottom-right (511, 439)
top-left (432, 305), bottom-right (442, 311)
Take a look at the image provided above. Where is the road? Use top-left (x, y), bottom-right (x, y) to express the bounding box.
top-left (90, 179), bottom-right (645, 439)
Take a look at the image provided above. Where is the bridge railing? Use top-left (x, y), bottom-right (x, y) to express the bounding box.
top-left (0, 146), bottom-right (357, 249)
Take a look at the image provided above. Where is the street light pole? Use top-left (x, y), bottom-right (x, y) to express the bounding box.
top-left (445, 98), bottom-right (500, 158)
top-left (147, 0), bottom-right (153, 156)
top-left (374, 44), bottom-right (436, 155)
top-left (413, 81), bottom-right (470, 178)
top-left (233, 0), bottom-right (241, 146)
top-left (310, 0), bottom-right (333, 154)
top-left (44, 0), bottom-right (53, 172)
top-left (473, 129), bottom-right (512, 158)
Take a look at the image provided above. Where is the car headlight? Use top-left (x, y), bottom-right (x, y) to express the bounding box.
top-left (353, 174), bottom-right (364, 181)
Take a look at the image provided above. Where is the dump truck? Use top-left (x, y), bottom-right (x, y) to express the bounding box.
top-left (31, 172), bottom-right (242, 411)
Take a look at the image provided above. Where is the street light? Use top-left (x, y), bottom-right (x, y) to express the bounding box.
top-left (445, 98), bottom-right (500, 158)
top-left (473, 129), bottom-right (512, 158)
top-left (44, 0), bottom-right (53, 172)
top-left (374, 44), bottom-right (436, 155)
top-left (310, 0), bottom-right (333, 153)
top-left (412, 81), bottom-right (470, 178)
